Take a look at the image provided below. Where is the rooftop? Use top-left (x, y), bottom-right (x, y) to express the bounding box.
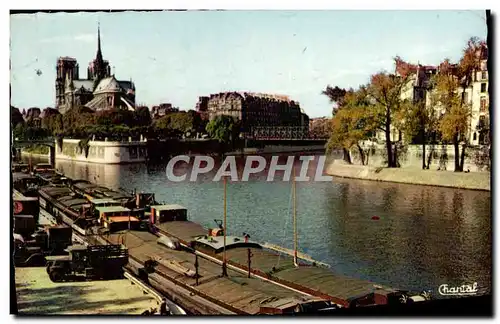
top-left (94, 206), bottom-right (131, 213)
top-left (194, 235), bottom-right (262, 251)
top-left (151, 204), bottom-right (187, 211)
top-left (89, 198), bottom-right (121, 205)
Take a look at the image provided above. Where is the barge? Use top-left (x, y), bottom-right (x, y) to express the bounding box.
top-left (69, 178), bottom-right (426, 308)
top-left (34, 175), bottom-right (430, 314)
top-left (36, 183), bottom-right (341, 314)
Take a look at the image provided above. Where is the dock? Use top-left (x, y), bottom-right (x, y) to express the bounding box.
top-left (14, 267), bottom-right (160, 315)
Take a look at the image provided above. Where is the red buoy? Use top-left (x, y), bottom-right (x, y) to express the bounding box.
top-left (371, 216), bottom-right (380, 220)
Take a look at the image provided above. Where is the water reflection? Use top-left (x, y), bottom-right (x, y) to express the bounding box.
top-left (26, 156), bottom-right (491, 296)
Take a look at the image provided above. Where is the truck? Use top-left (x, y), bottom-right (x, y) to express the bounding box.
top-left (14, 225), bottom-right (73, 267)
top-left (45, 244), bottom-right (129, 282)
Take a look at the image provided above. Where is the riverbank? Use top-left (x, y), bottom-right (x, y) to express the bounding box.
top-left (326, 162), bottom-right (490, 191)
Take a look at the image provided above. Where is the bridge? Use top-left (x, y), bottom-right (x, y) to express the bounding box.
top-left (12, 138), bottom-right (56, 166)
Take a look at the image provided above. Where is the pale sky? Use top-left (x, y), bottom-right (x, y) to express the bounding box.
top-left (10, 10), bottom-right (487, 117)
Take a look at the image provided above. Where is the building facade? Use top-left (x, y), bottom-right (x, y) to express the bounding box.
top-left (468, 49), bottom-right (489, 146)
top-left (391, 44), bottom-right (489, 146)
top-left (55, 25), bottom-right (136, 114)
top-left (196, 92), bottom-right (309, 138)
top-left (151, 103), bottom-right (180, 119)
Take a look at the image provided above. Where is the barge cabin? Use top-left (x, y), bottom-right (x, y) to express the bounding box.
top-left (12, 163), bottom-right (30, 173)
top-left (94, 206), bottom-right (141, 232)
top-left (38, 186), bottom-right (140, 235)
top-left (13, 173), bottom-right (40, 197)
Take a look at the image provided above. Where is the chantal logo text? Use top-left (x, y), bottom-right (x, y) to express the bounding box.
top-left (438, 282), bottom-right (478, 296)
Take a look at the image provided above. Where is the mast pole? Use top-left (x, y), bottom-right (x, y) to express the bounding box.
top-left (293, 165), bottom-right (298, 267)
top-left (222, 176), bottom-right (228, 276)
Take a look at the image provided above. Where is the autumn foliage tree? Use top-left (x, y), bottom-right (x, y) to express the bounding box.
top-left (324, 87), bottom-right (376, 164)
top-left (365, 68), bottom-right (410, 168)
top-left (322, 85), bottom-right (352, 162)
top-left (432, 37), bottom-right (485, 172)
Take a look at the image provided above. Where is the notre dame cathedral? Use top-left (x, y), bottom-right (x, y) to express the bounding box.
top-left (55, 25), bottom-right (136, 114)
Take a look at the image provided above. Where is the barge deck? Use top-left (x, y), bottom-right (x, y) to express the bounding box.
top-left (98, 230), bottom-right (308, 314)
top-left (33, 175), bottom-right (424, 313)
top-left (155, 221), bottom-right (399, 308)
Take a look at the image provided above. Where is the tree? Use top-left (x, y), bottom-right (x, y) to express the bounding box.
top-left (62, 105), bottom-right (95, 136)
top-left (309, 118), bottom-right (331, 139)
top-left (206, 115), bottom-right (238, 145)
top-left (187, 110), bottom-right (207, 136)
top-left (11, 106), bottom-right (24, 128)
top-left (94, 108), bottom-right (135, 127)
top-left (395, 99), bottom-right (438, 169)
top-left (42, 109), bottom-right (63, 136)
top-left (322, 85), bottom-right (352, 162)
top-left (365, 65), bottom-right (410, 168)
top-left (326, 90), bottom-right (375, 165)
top-left (322, 86), bottom-right (347, 116)
top-left (134, 106), bottom-right (152, 127)
top-left (433, 61), bottom-right (472, 172)
top-left (432, 37), bottom-right (485, 172)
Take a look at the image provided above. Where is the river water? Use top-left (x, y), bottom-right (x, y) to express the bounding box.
top-left (24, 155), bottom-right (492, 297)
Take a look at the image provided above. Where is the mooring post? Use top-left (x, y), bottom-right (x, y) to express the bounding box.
top-left (195, 254), bottom-right (199, 286)
top-left (49, 146), bottom-right (56, 168)
top-left (247, 248), bottom-right (252, 278)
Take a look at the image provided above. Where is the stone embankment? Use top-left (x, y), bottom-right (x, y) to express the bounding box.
top-left (326, 161), bottom-right (490, 191)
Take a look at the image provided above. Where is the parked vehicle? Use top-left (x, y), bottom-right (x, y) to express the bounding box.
top-left (45, 244), bottom-right (129, 282)
top-left (14, 225), bottom-right (73, 267)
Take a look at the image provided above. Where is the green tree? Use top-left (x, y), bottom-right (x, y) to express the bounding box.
top-left (322, 85), bottom-right (352, 162)
top-left (42, 109), bottom-right (63, 136)
top-left (326, 90), bottom-right (375, 165)
top-left (94, 108), bottom-right (135, 127)
top-left (62, 105), bottom-right (95, 136)
top-left (134, 106), bottom-right (152, 127)
top-left (206, 115), bottom-right (239, 145)
top-left (154, 115), bottom-right (181, 138)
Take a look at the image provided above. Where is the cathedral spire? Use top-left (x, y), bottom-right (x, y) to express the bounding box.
top-left (96, 22), bottom-right (103, 63)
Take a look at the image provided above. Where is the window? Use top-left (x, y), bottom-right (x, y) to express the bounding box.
top-left (480, 97), bottom-right (488, 112)
top-left (482, 71), bottom-right (487, 80)
top-left (473, 132), bottom-right (477, 141)
top-left (479, 115), bottom-right (486, 129)
top-left (481, 83), bottom-right (487, 93)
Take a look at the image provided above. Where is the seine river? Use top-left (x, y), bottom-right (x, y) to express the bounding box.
top-left (25, 155), bottom-right (492, 297)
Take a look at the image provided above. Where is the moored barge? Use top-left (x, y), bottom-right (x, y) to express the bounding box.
top-left (36, 183), bottom-right (342, 314)
top-left (39, 175), bottom-right (431, 311)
